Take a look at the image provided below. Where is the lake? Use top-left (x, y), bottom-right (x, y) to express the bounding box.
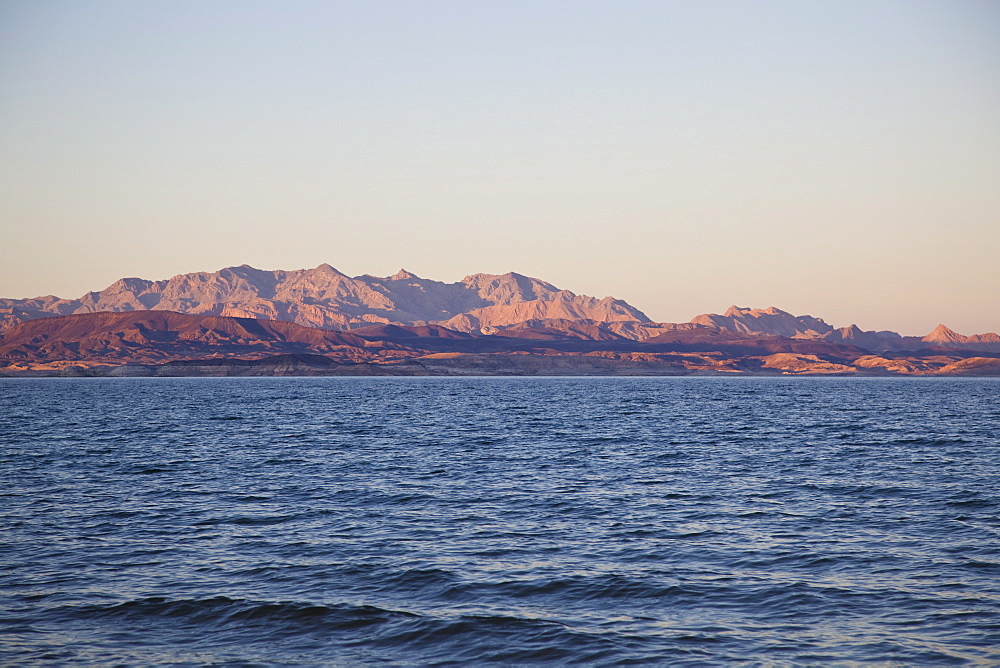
top-left (1, 377), bottom-right (998, 664)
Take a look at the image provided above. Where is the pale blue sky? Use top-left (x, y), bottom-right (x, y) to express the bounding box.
top-left (2, 0), bottom-right (998, 334)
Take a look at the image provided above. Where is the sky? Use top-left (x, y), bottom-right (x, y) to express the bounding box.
top-left (1, 0), bottom-right (998, 335)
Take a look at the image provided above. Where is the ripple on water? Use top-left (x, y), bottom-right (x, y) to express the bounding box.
top-left (1, 376), bottom-right (998, 664)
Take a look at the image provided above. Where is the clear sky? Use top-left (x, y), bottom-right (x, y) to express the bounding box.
top-left (1, 0), bottom-right (998, 335)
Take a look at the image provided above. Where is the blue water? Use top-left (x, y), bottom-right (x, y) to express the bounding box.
top-left (1, 377), bottom-right (998, 665)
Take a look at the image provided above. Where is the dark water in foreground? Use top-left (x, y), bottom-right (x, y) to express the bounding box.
top-left (1, 377), bottom-right (998, 665)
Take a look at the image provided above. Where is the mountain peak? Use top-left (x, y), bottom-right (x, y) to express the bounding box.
top-left (923, 324), bottom-right (964, 343)
top-left (312, 263), bottom-right (345, 275)
top-left (389, 269), bottom-right (418, 281)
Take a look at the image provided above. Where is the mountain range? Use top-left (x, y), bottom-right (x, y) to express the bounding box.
top-left (0, 264), bottom-right (646, 334)
top-left (694, 305), bottom-right (1000, 353)
top-left (2, 264), bottom-right (998, 376)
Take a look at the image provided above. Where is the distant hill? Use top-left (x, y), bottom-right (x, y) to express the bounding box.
top-left (691, 305), bottom-right (835, 338)
top-left (3, 310), bottom-right (999, 377)
top-left (689, 305), bottom-right (1000, 354)
top-left (0, 311), bottom-right (379, 365)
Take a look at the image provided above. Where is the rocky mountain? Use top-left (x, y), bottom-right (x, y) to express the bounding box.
top-left (475, 318), bottom-right (703, 341)
top-left (691, 306), bottom-right (835, 338)
top-left (0, 264), bottom-right (648, 334)
top-left (820, 325), bottom-right (913, 351)
top-left (922, 324), bottom-right (1000, 352)
top-left (690, 306), bottom-right (1000, 353)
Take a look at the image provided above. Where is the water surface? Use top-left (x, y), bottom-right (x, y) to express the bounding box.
top-left (1, 377), bottom-right (998, 664)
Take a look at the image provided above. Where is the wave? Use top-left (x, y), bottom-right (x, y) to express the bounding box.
top-left (54, 596), bottom-right (642, 663)
top-left (75, 596), bottom-right (417, 631)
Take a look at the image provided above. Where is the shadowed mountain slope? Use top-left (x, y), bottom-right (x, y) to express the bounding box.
top-left (0, 311), bottom-right (378, 364)
top-left (0, 310), bottom-right (866, 362)
top-left (3, 310), bottom-right (998, 376)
